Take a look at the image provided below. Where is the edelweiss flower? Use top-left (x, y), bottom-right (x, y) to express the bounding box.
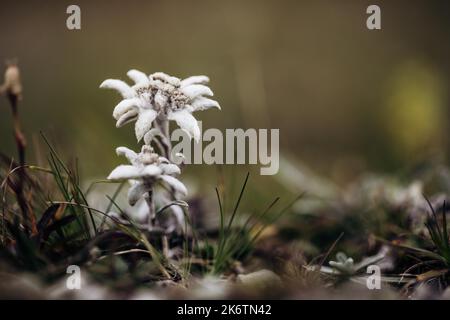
top-left (107, 145), bottom-right (187, 206)
top-left (100, 70), bottom-right (220, 142)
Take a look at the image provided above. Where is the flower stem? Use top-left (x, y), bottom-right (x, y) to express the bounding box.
top-left (6, 92), bottom-right (37, 235)
top-left (156, 117), bottom-right (171, 159)
top-left (8, 93), bottom-right (26, 167)
top-left (146, 189), bottom-right (155, 230)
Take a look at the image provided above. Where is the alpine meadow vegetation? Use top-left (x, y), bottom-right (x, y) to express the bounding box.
top-left (1, 63), bottom-right (450, 300)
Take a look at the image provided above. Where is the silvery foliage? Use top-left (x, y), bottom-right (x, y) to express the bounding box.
top-left (328, 252), bottom-right (356, 275)
top-left (320, 252), bottom-right (386, 276)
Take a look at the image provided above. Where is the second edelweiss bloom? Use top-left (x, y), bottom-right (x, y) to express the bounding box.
top-left (100, 70), bottom-right (220, 142)
top-left (107, 145), bottom-right (187, 206)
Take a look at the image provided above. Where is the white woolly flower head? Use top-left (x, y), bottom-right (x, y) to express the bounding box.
top-left (107, 145), bottom-right (187, 206)
top-left (100, 70), bottom-right (220, 142)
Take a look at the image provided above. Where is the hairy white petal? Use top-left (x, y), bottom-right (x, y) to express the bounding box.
top-left (143, 128), bottom-right (166, 145)
top-left (100, 79), bottom-right (135, 99)
top-left (116, 109), bottom-right (138, 127)
top-left (191, 97), bottom-right (221, 111)
top-left (184, 105), bottom-right (195, 113)
top-left (181, 84), bottom-right (213, 99)
top-left (168, 76), bottom-right (181, 86)
top-left (142, 165), bottom-right (163, 177)
top-left (168, 109), bottom-right (201, 142)
top-left (160, 163), bottom-right (181, 175)
top-left (160, 175), bottom-right (188, 196)
top-left (127, 69), bottom-right (150, 85)
top-left (113, 98), bottom-right (140, 119)
top-left (135, 109), bottom-right (158, 142)
top-left (158, 156), bottom-right (170, 164)
top-left (107, 165), bottom-right (141, 180)
top-left (127, 182), bottom-right (148, 206)
top-left (116, 147), bottom-right (138, 164)
top-left (180, 75), bottom-right (210, 87)
top-left (151, 72), bottom-right (180, 86)
top-left (151, 72), bottom-right (171, 81)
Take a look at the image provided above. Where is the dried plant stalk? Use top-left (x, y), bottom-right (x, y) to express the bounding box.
top-left (1, 60), bottom-right (37, 234)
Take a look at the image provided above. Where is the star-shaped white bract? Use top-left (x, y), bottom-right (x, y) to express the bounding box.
top-left (107, 145), bottom-right (187, 206)
top-left (100, 70), bottom-right (220, 142)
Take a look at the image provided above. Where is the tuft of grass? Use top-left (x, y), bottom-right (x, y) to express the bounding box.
top-left (424, 198), bottom-right (450, 266)
top-left (211, 172), bottom-right (303, 274)
top-left (41, 132), bottom-right (97, 238)
top-left (379, 197), bottom-right (450, 290)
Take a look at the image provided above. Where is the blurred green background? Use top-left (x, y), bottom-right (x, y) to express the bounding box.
top-left (0, 0), bottom-right (449, 192)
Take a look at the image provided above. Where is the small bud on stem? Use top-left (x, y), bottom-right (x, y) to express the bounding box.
top-left (1, 59), bottom-right (37, 235)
